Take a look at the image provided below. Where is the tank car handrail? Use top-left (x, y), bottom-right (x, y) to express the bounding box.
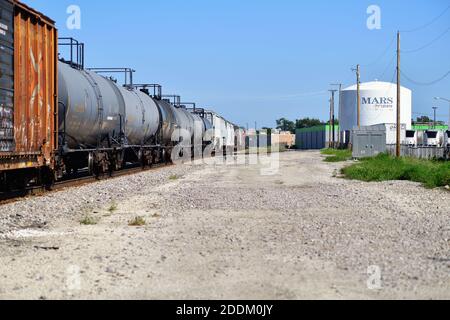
top-left (133, 84), bottom-right (162, 100)
top-left (181, 102), bottom-right (196, 111)
top-left (86, 68), bottom-right (136, 87)
top-left (162, 95), bottom-right (181, 107)
top-left (58, 37), bottom-right (85, 69)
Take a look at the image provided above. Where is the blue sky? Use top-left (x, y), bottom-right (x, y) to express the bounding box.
top-left (25, 0), bottom-right (450, 128)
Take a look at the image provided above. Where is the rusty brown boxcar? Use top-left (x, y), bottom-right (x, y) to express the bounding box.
top-left (0, 0), bottom-right (57, 183)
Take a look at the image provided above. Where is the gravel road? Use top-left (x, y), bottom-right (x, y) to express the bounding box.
top-left (0, 151), bottom-right (449, 299)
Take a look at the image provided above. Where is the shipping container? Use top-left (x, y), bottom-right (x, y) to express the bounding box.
top-left (0, 0), bottom-right (57, 171)
top-left (295, 125), bottom-right (339, 150)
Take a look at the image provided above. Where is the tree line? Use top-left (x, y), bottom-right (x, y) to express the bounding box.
top-left (275, 116), bottom-right (445, 134)
top-left (275, 118), bottom-right (339, 134)
top-left (413, 116), bottom-right (445, 126)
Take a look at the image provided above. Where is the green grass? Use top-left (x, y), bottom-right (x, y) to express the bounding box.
top-left (169, 174), bottom-right (180, 181)
top-left (321, 148), bottom-right (353, 162)
top-left (80, 215), bottom-right (97, 225)
top-left (342, 153), bottom-right (450, 189)
top-left (128, 216), bottom-right (146, 227)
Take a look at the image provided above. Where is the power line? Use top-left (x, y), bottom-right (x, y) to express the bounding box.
top-left (389, 67), bottom-right (397, 85)
top-left (401, 5), bottom-right (450, 33)
top-left (400, 69), bottom-right (450, 86)
top-left (361, 35), bottom-right (396, 67)
top-left (377, 53), bottom-right (396, 80)
top-left (402, 26), bottom-right (450, 53)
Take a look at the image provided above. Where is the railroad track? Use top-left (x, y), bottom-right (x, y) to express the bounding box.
top-left (0, 162), bottom-right (173, 204)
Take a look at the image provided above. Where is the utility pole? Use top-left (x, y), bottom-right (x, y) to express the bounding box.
top-left (352, 65), bottom-right (361, 128)
top-left (331, 83), bottom-right (343, 145)
top-left (396, 31), bottom-right (401, 158)
top-left (328, 99), bottom-right (332, 148)
top-left (357, 65), bottom-right (361, 129)
top-left (433, 107), bottom-right (438, 129)
top-left (329, 89), bottom-right (338, 148)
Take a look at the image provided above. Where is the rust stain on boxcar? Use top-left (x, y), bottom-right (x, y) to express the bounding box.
top-left (0, 0), bottom-right (57, 171)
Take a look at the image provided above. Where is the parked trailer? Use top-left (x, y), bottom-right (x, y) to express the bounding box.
top-left (405, 130), bottom-right (424, 147)
top-left (0, 0), bottom-right (58, 187)
top-left (405, 130), bottom-right (417, 146)
top-left (424, 130), bottom-right (445, 147)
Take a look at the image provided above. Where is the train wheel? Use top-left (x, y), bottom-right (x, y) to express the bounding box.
top-left (108, 153), bottom-right (115, 177)
top-left (149, 150), bottom-right (155, 168)
top-left (163, 148), bottom-right (171, 164)
top-left (88, 152), bottom-right (95, 176)
top-left (42, 167), bottom-right (56, 191)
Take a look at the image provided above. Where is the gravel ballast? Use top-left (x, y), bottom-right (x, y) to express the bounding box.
top-left (0, 151), bottom-right (449, 299)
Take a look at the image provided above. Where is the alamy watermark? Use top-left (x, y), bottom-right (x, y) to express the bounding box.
top-left (170, 127), bottom-right (281, 176)
top-left (367, 5), bottom-right (382, 30)
top-left (367, 265), bottom-right (382, 290)
top-left (66, 265), bottom-right (82, 292)
top-left (66, 5), bottom-right (81, 30)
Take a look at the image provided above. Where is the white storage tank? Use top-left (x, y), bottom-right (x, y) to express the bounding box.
top-left (340, 81), bottom-right (412, 140)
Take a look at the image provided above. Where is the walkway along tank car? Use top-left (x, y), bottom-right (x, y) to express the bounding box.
top-left (0, 0), bottom-right (58, 190)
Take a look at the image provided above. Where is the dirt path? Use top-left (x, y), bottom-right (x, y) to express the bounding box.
top-left (0, 151), bottom-right (449, 299)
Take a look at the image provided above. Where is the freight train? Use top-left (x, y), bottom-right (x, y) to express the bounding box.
top-left (0, 0), bottom-right (245, 190)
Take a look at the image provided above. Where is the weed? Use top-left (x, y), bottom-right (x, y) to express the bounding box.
top-left (80, 215), bottom-right (97, 225)
top-left (129, 216), bottom-right (146, 227)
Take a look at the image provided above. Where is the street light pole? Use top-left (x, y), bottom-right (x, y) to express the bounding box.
top-left (432, 107), bottom-right (438, 129)
top-left (434, 97), bottom-right (450, 128)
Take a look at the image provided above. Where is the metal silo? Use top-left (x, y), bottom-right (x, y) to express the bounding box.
top-left (340, 81), bottom-right (412, 142)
